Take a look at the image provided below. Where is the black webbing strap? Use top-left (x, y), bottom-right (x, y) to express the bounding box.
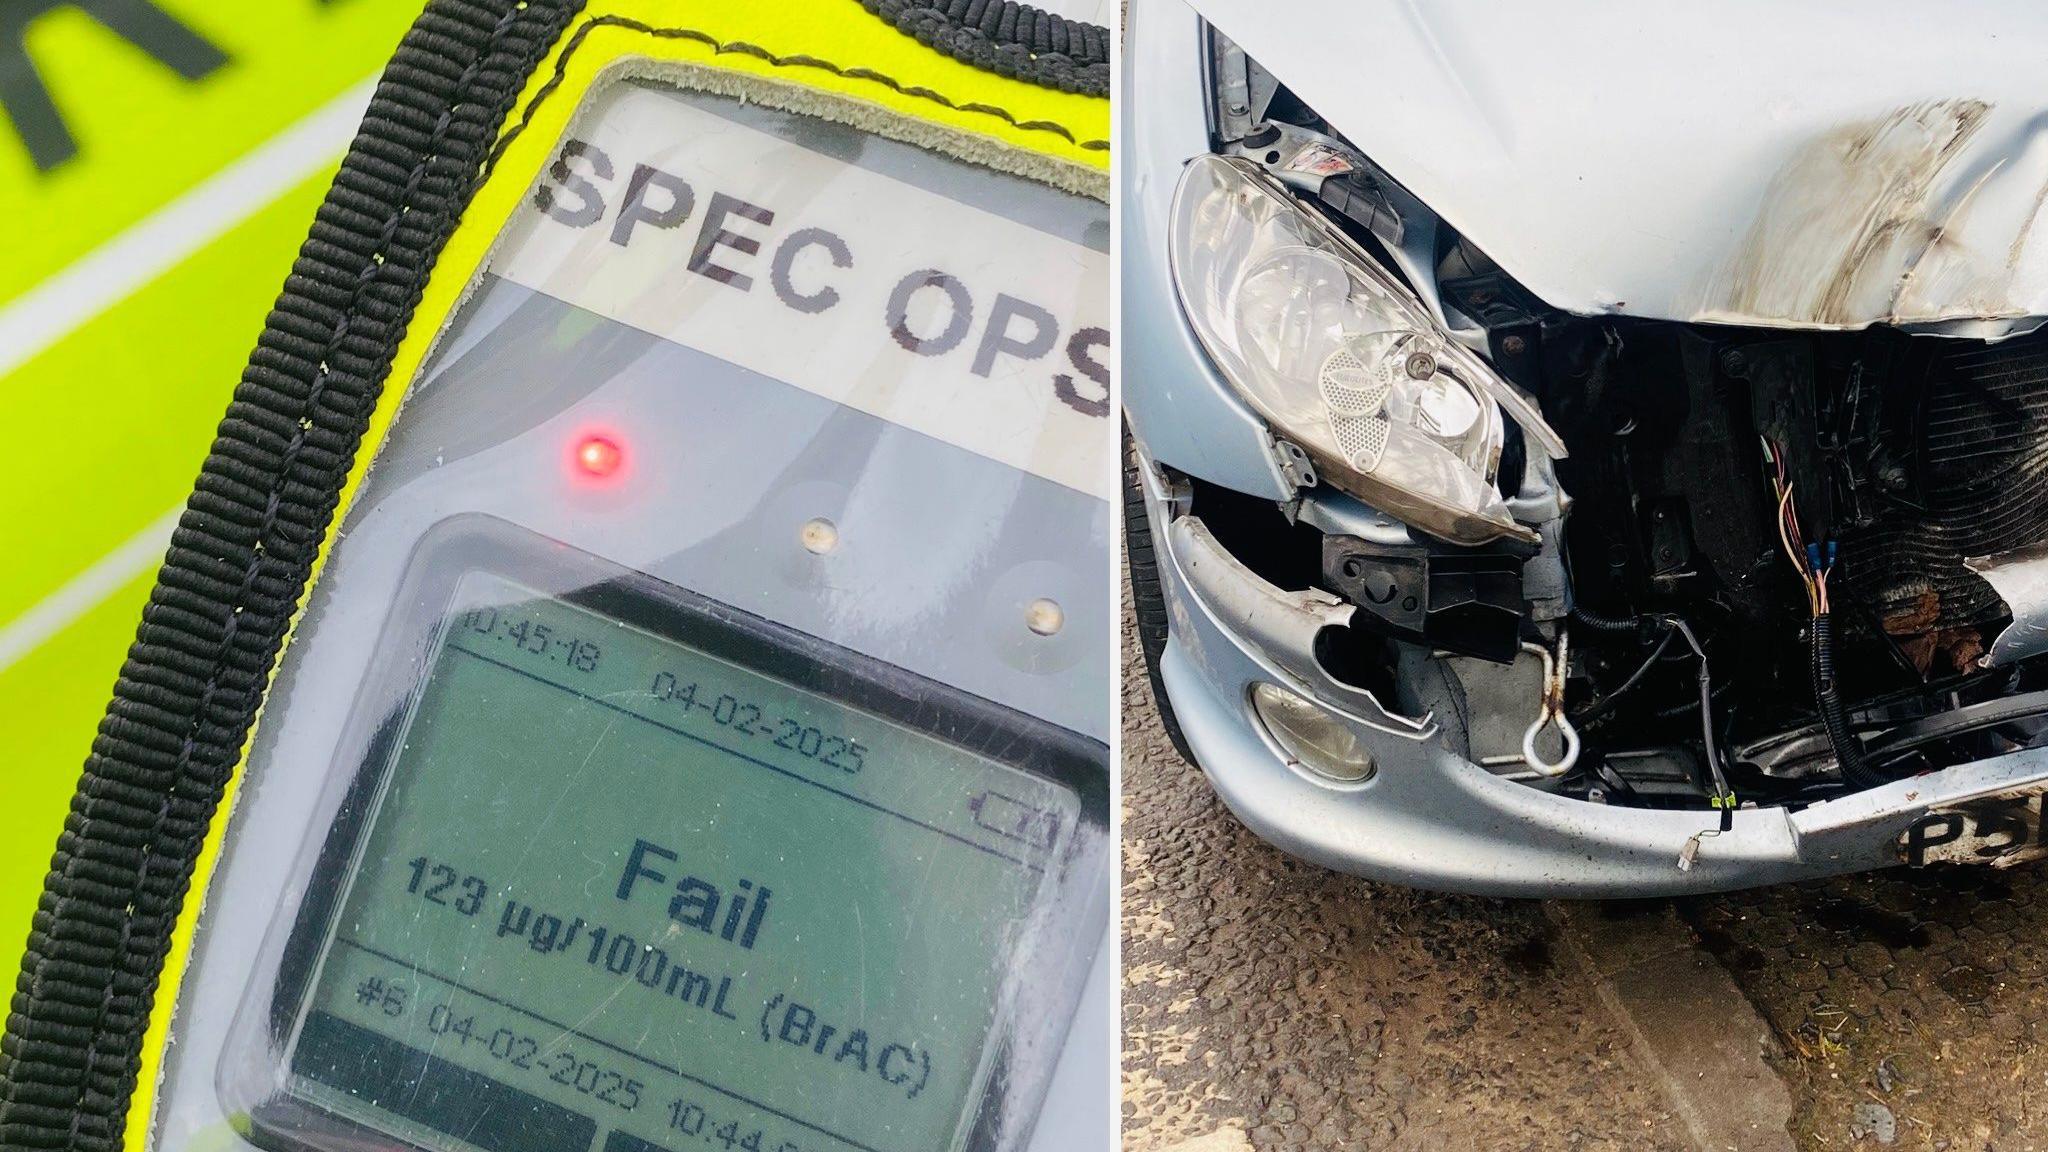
top-left (0, 2), bottom-right (583, 1147)
top-left (864, 0), bottom-right (1111, 96)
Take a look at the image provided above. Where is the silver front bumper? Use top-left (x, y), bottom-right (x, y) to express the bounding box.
top-left (1135, 448), bottom-right (2048, 897)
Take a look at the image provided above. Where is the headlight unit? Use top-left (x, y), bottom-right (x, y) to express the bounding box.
top-left (1169, 154), bottom-right (1565, 546)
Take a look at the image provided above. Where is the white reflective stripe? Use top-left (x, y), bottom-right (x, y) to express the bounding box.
top-left (0, 78), bottom-right (376, 379)
top-left (0, 505), bottom-right (181, 676)
top-left (493, 86), bottom-right (1113, 500)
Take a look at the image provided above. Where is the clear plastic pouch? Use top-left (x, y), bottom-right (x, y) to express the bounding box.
top-left (147, 76), bottom-right (1111, 1152)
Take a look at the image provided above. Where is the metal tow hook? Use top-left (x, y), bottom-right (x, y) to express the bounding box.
top-left (1520, 634), bottom-right (1580, 776)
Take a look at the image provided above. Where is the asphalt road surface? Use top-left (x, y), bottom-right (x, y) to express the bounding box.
top-left (1120, 603), bottom-right (2048, 1151)
top-left (1120, 609), bottom-right (1692, 1151)
top-left (1687, 862), bottom-right (2048, 1149)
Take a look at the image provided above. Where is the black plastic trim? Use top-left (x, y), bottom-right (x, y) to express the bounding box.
top-left (0, 4), bottom-right (587, 1147)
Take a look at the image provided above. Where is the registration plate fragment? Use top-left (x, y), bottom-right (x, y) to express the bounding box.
top-left (1898, 785), bottom-right (2048, 868)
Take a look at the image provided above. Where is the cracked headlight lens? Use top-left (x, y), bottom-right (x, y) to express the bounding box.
top-left (1169, 154), bottom-right (1565, 546)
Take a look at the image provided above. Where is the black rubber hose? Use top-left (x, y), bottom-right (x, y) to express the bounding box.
top-left (1574, 624), bottom-right (1676, 724)
top-left (1569, 606), bottom-right (1732, 806)
top-left (1812, 613), bottom-right (1890, 790)
top-left (1570, 604), bottom-right (1641, 634)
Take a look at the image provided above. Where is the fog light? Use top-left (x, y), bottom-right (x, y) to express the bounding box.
top-left (1251, 682), bottom-right (1375, 781)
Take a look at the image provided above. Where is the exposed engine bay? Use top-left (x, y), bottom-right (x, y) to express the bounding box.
top-left (1527, 314), bottom-right (2048, 808)
top-left (1195, 32), bottom-right (2048, 827)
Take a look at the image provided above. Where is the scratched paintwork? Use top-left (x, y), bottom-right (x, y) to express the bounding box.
top-left (1184, 0), bottom-right (2048, 335)
top-left (1696, 99), bottom-right (2048, 334)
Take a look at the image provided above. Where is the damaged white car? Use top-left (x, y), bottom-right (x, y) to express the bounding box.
top-left (1122, 0), bottom-right (2048, 893)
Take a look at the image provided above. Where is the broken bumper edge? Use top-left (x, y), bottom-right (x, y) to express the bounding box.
top-left (1135, 444), bottom-right (2048, 897)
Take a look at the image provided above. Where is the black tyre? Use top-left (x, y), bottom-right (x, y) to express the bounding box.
top-left (1124, 426), bottom-right (1197, 767)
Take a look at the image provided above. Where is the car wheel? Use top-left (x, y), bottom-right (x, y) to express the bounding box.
top-left (1124, 427), bottom-right (1197, 767)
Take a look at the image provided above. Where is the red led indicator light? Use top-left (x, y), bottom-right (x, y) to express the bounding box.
top-left (572, 434), bottom-right (624, 479)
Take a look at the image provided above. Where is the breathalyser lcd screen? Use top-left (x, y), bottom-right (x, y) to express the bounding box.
top-left (271, 564), bottom-right (1082, 1152)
